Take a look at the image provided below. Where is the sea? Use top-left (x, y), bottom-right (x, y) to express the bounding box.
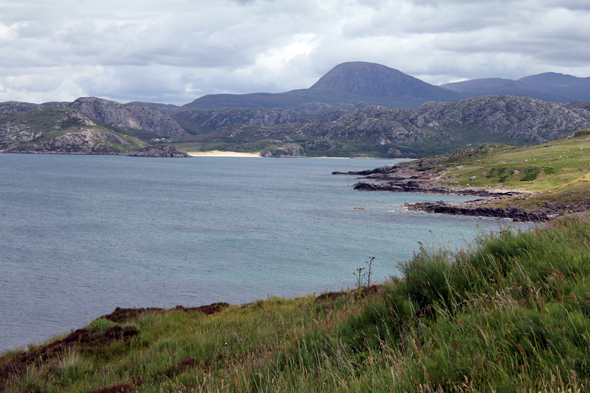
top-left (0, 154), bottom-right (531, 353)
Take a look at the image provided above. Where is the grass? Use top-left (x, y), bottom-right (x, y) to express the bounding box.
top-left (3, 216), bottom-right (590, 392)
top-left (426, 130), bottom-right (590, 191)
top-left (396, 130), bottom-right (590, 209)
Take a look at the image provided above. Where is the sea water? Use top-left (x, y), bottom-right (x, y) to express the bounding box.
top-left (0, 154), bottom-right (530, 352)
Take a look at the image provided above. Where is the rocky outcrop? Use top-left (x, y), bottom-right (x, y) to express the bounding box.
top-left (263, 143), bottom-right (304, 157)
top-left (417, 96), bottom-right (590, 144)
top-left (186, 96), bottom-right (590, 157)
top-left (335, 162), bottom-right (521, 197)
top-left (128, 145), bottom-right (189, 157)
top-left (0, 102), bottom-right (40, 113)
top-left (0, 105), bottom-right (148, 154)
top-left (404, 200), bottom-right (590, 222)
top-left (70, 97), bottom-right (189, 137)
top-left (12, 129), bottom-right (129, 154)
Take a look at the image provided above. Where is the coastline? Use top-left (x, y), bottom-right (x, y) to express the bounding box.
top-left (335, 164), bottom-right (588, 222)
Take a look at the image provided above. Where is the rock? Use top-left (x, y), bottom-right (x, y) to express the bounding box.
top-left (403, 200), bottom-right (589, 222)
top-left (18, 129), bottom-right (129, 154)
top-left (128, 145), bottom-right (189, 157)
top-left (70, 97), bottom-right (189, 137)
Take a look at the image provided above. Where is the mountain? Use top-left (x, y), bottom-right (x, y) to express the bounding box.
top-left (0, 104), bottom-right (148, 154)
top-left (70, 97), bottom-right (189, 138)
top-left (0, 98), bottom-right (192, 154)
top-left (3, 61), bottom-right (590, 157)
top-left (440, 72), bottom-right (590, 102)
top-left (3, 95), bottom-right (590, 158)
top-left (309, 62), bottom-right (467, 102)
top-left (172, 96), bottom-right (590, 158)
top-left (517, 72), bottom-right (590, 101)
top-left (184, 62), bottom-right (469, 110)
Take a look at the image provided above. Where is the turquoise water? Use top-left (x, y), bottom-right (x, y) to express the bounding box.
top-left (0, 154), bottom-right (528, 352)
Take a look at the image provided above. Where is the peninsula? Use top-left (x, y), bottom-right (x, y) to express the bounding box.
top-left (335, 129), bottom-right (590, 221)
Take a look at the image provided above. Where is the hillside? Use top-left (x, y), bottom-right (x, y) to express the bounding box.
top-left (0, 105), bottom-right (148, 154)
top-left (440, 72), bottom-right (590, 102)
top-left (170, 96), bottom-right (590, 158)
top-left (2, 60), bottom-right (590, 157)
top-left (70, 98), bottom-right (190, 138)
top-left (2, 216), bottom-right (590, 392)
top-left (343, 129), bottom-right (590, 220)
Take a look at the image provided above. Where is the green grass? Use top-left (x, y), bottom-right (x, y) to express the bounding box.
top-left (397, 130), bottom-right (590, 209)
top-left (427, 131), bottom-right (590, 191)
top-left (3, 216), bottom-right (590, 392)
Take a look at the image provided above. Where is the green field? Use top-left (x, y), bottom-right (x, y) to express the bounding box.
top-left (400, 129), bottom-right (590, 209)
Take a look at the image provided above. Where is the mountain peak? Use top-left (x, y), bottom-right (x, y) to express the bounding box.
top-left (310, 61), bottom-right (466, 102)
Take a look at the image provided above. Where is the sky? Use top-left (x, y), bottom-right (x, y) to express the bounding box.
top-left (1, 0), bottom-right (589, 105)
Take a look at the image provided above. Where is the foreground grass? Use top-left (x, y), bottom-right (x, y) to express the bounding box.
top-left (3, 216), bottom-right (590, 392)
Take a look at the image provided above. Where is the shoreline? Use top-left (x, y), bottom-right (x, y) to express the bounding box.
top-left (334, 164), bottom-right (588, 222)
top-left (187, 151), bottom-right (262, 157)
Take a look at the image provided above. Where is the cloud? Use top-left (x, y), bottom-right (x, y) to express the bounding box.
top-left (0, 0), bottom-right (589, 104)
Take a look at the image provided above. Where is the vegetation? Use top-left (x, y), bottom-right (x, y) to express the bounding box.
top-left (3, 216), bottom-right (590, 392)
top-left (0, 105), bottom-right (149, 154)
top-left (398, 130), bottom-right (590, 209)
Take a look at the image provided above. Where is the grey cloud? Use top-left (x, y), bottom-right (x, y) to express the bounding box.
top-left (1, 0), bottom-right (589, 104)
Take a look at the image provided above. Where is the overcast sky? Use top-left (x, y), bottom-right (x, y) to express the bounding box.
top-left (1, 0), bottom-right (589, 105)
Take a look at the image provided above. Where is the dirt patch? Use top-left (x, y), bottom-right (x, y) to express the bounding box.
top-left (102, 303), bottom-right (230, 324)
top-left (102, 307), bottom-right (165, 323)
top-left (314, 291), bottom-right (348, 302)
top-left (359, 285), bottom-right (383, 297)
top-left (0, 326), bottom-right (138, 383)
top-left (86, 383), bottom-right (136, 393)
top-left (187, 303), bottom-right (230, 315)
top-left (315, 286), bottom-right (384, 304)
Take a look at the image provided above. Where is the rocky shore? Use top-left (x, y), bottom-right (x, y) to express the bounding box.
top-left (333, 163), bottom-right (586, 222)
top-left (333, 162), bottom-right (522, 197)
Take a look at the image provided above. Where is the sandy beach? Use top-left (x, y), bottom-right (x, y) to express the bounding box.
top-left (187, 151), bottom-right (262, 157)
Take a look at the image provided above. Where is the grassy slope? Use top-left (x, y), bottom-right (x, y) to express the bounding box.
top-left (402, 129), bottom-right (590, 209)
top-left (2, 216), bottom-right (590, 392)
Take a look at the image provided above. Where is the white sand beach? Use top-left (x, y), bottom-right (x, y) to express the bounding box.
top-left (187, 151), bottom-right (262, 157)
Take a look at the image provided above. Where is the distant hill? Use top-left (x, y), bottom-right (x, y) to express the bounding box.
top-left (170, 96), bottom-right (590, 158)
top-left (71, 97), bottom-right (189, 138)
top-left (0, 104), bottom-right (148, 154)
top-left (517, 72), bottom-right (590, 101)
top-left (440, 72), bottom-right (590, 102)
top-left (309, 62), bottom-right (467, 102)
top-left (184, 62), bottom-right (469, 110)
top-left (3, 61), bottom-right (590, 158)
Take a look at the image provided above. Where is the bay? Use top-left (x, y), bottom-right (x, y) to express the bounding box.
top-left (0, 154), bottom-right (529, 353)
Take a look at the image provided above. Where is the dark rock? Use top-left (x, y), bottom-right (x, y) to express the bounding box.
top-left (128, 145), bottom-right (189, 157)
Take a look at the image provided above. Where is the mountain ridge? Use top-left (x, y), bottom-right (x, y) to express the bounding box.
top-left (2, 61), bottom-right (590, 157)
top-left (440, 72), bottom-right (590, 102)
top-left (184, 62), bottom-right (470, 110)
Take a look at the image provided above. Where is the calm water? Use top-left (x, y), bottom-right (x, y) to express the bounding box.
top-left (0, 154), bottom-right (528, 353)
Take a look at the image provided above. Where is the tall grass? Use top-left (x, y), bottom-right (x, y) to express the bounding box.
top-left (2, 216), bottom-right (590, 392)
